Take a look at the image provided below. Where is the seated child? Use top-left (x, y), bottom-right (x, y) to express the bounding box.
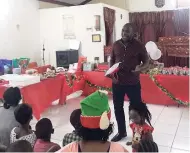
top-left (34, 118), bottom-right (61, 152)
top-left (137, 140), bottom-right (158, 152)
top-left (126, 102), bottom-right (154, 152)
top-left (10, 104), bottom-right (36, 148)
top-left (6, 140), bottom-right (33, 152)
top-left (62, 109), bottom-right (82, 147)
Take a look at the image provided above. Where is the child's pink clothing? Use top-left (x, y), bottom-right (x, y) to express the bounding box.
top-left (34, 139), bottom-right (60, 152)
top-left (56, 142), bottom-right (127, 152)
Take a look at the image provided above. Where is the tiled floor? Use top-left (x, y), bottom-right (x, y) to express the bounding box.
top-left (30, 97), bottom-right (189, 153)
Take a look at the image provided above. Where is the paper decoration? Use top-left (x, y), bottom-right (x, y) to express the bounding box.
top-left (63, 15), bottom-right (76, 39)
top-left (105, 62), bottom-right (120, 76)
top-left (145, 41), bottom-right (158, 54)
top-left (150, 49), bottom-right (162, 60)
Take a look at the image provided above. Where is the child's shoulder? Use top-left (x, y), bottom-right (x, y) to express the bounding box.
top-left (143, 123), bottom-right (154, 133)
top-left (129, 123), bottom-right (154, 132)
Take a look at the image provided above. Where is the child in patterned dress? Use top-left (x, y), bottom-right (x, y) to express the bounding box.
top-left (126, 102), bottom-right (154, 152)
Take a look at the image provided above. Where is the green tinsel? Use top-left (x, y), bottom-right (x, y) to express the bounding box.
top-left (63, 72), bottom-right (189, 106)
top-left (149, 73), bottom-right (189, 106)
top-left (64, 73), bottom-right (77, 87)
top-left (85, 80), bottom-right (112, 92)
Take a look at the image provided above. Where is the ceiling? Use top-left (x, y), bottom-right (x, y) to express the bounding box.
top-left (39, 0), bottom-right (92, 6)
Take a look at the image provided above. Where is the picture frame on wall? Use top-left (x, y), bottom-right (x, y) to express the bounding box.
top-left (92, 34), bottom-right (101, 42)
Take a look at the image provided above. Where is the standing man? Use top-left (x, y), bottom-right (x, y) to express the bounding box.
top-left (110, 23), bottom-right (149, 142)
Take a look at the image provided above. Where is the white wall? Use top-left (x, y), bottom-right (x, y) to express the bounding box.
top-left (39, 1), bottom-right (63, 9)
top-left (40, 3), bottom-right (129, 66)
top-left (128, 0), bottom-right (177, 12)
top-left (0, 0), bottom-right (41, 64)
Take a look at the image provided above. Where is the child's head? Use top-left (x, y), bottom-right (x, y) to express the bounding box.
top-left (129, 102), bottom-right (152, 126)
top-left (6, 140), bottom-right (33, 152)
top-left (137, 140), bottom-right (158, 152)
top-left (14, 103), bottom-right (33, 126)
top-left (35, 118), bottom-right (54, 141)
top-left (70, 109), bottom-right (81, 130)
top-left (3, 87), bottom-right (21, 109)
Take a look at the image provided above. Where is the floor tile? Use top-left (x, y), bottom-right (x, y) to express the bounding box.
top-left (176, 118), bottom-right (189, 138)
top-left (153, 133), bottom-right (175, 147)
top-left (157, 115), bottom-right (181, 125)
top-left (52, 124), bottom-right (74, 141)
top-left (119, 137), bottom-right (132, 153)
top-left (171, 148), bottom-right (189, 153)
top-left (182, 108), bottom-right (189, 119)
top-left (161, 106), bottom-right (184, 118)
top-left (154, 121), bottom-right (178, 135)
top-left (172, 136), bottom-right (190, 151)
top-left (158, 145), bottom-right (171, 152)
top-left (31, 97), bottom-right (189, 152)
top-left (30, 117), bottom-right (38, 125)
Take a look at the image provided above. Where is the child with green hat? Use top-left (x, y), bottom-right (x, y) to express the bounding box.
top-left (57, 91), bottom-right (128, 152)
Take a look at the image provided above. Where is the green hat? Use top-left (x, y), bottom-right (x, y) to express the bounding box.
top-left (80, 91), bottom-right (111, 129)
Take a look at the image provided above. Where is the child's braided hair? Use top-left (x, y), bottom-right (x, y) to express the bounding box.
top-left (138, 140), bottom-right (159, 152)
top-left (129, 102), bottom-right (152, 127)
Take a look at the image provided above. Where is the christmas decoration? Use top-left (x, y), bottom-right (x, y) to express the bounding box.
top-left (63, 73), bottom-right (83, 87)
top-left (63, 70), bottom-right (189, 106)
top-left (149, 73), bottom-right (189, 106)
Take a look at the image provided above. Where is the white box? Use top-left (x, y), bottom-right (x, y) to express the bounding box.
top-left (0, 74), bottom-right (40, 87)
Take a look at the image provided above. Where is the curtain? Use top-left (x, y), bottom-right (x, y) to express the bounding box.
top-left (104, 7), bottom-right (115, 46)
top-left (174, 9), bottom-right (189, 36)
top-left (129, 9), bottom-right (189, 43)
top-left (129, 9), bottom-right (189, 67)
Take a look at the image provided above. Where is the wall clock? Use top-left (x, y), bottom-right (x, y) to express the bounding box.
top-left (155, 0), bottom-right (165, 8)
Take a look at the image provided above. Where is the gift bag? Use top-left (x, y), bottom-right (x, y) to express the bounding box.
top-left (77, 56), bottom-right (87, 72)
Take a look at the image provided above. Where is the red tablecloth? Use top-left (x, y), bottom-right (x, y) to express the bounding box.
top-left (22, 75), bottom-right (65, 119)
top-left (0, 71), bottom-right (188, 120)
top-left (60, 72), bottom-right (85, 104)
top-left (154, 75), bottom-right (189, 103)
top-left (0, 75), bottom-right (64, 120)
top-left (82, 71), bottom-right (189, 106)
top-left (140, 74), bottom-right (176, 105)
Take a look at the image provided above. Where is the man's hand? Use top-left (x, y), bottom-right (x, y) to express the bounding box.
top-left (106, 74), bottom-right (113, 79)
top-left (132, 65), bottom-right (142, 73)
top-left (106, 73), bottom-right (118, 84)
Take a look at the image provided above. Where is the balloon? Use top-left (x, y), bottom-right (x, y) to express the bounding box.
top-left (150, 49), bottom-right (162, 60)
top-left (145, 41), bottom-right (158, 53)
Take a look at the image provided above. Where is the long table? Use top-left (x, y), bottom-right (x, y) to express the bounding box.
top-left (0, 73), bottom-right (85, 120)
top-left (0, 75), bottom-right (65, 120)
top-left (0, 71), bottom-right (188, 120)
top-left (82, 71), bottom-right (189, 106)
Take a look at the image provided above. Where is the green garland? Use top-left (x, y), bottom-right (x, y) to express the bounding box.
top-left (64, 73), bottom-right (76, 87)
top-left (85, 80), bottom-right (112, 92)
top-left (64, 72), bottom-right (189, 106)
top-left (85, 74), bottom-right (189, 106)
top-left (149, 73), bottom-right (189, 106)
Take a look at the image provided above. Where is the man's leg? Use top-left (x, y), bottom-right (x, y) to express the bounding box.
top-left (111, 83), bottom-right (127, 142)
top-left (126, 82), bottom-right (142, 105)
